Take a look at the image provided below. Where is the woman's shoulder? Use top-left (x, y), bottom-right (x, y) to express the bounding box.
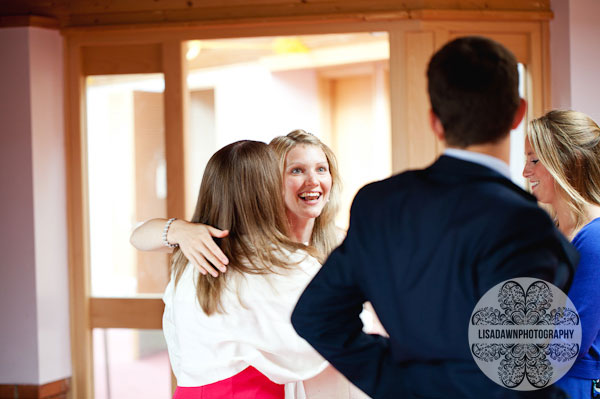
top-left (334, 226), bottom-right (347, 245)
top-left (281, 246), bottom-right (322, 272)
top-left (573, 217), bottom-right (600, 250)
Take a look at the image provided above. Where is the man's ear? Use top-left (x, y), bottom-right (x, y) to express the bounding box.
top-left (429, 109), bottom-right (445, 141)
top-left (511, 98), bottom-right (527, 129)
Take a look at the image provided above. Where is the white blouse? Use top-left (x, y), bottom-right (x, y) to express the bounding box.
top-left (162, 249), bottom-right (330, 391)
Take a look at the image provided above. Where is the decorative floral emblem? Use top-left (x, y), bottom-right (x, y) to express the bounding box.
top-left (468, 278), bottom-right (581, 390)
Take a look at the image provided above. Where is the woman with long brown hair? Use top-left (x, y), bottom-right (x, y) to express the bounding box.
top-left (133, 130), bottom-right (374, 398)
top-left (131, 130), bottom-right (341, 270)
top-left (164, 139), bottom-right (328, 398)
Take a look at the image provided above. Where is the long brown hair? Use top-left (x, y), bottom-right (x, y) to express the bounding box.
top-left (269, 130), bottom-right (341, 260)
top-left (528, 110), bottom-right (600, 230)
top-left (171, 140), bottom-right (310, 315)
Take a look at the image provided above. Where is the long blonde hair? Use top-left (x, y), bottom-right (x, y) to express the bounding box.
top-left (528, 110), bottom-right (600, 230)
top-left (171, 140), bottom-right (310, 315)
top-left (269, 130), bottom-right (341, 260)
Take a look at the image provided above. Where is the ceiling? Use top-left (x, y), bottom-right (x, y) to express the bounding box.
top-left (0, 0), bottom-right (551, 29)
top-left (185, 33), bottom-right (388, 70)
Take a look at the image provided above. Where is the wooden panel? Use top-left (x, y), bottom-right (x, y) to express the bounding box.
top-left (424, 20), bottom-right (540, 63)
top-left (0, 378), bottom-right (70, 399)
top-left (331, 74), bottom-right (374, 229)
top-left (133, 91), bottom-right (170, 293)
top-left (162, 41), bottom-right (187, 219)
top-left (428, 20), bottom-right (547, 117)
top-left (12, 0), bottom-right (550, 15)
top-left (38, 378), bottom-right (70, 399)
top-left (541, 20), bottom-right (552, 113)
top-left (0, 15), bottom-right (59, 29)
top-left (65, 40), bottom-right (94, 399)
top-left (1, 0), bottom-right (551, 29)
top-left (90, 297), bottom-right (164, 329)
top-left (405, 31), bottom-right (438, 169)
top-left (66, 4), bottom-right (551, 28)
top-left (411, 9), bottom-right (552, 22)
top-left (448, 32), bottom-right (530, 64)
top-left (526, 24), bottom-right (545, 120)
top-left (388, 26), bottom-right (408, 174)
top-left (62, 9), bottom-right (552, 34)
top-left (81, 44), bottom-right (162, 76)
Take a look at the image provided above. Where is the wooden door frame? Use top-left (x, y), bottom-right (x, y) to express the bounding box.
top-left (64, 12), bottom-right (552, 398)
top-left (65, 38), bottom-right (187, 399)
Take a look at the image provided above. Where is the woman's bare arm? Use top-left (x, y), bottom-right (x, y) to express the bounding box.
top-left (130, 218), bottom-right (229, 277)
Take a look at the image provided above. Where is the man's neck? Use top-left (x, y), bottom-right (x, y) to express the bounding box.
top-left (449, 135), bottom-right (511, 164)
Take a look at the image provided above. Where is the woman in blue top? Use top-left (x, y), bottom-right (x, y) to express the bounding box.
top-left (523, 110), bottom-right (600, 398)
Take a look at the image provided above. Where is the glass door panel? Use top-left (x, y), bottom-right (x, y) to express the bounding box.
top-left (86, 74), bottom-right (169, 297)
top-left (85, 73), bottom-right (172, 398)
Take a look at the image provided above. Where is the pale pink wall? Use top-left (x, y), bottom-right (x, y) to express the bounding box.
top-left (550, 0), bottom-right (571, 110)
top-left (0, 26), bottom-right (70, 385)
top-left (550, 0), bottom-right (600, 123)
top-left (568, 0), bottom-right (600, 123)
top-left (0, 26), bottom-right (40, 384)
top-left (29, 26), bottom-right (71, 384)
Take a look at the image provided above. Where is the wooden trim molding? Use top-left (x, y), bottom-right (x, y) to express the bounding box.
top-left (3, 0), bottom-right (551, 30)
top-left (410, 9), bottom-right (553, 21)
top-left (0, 16), bottom-right (59, 29)
top-left (81, 43), bottom-right (162, 76)
top-left (65, 39), bottom-right (94, 399)
top-left (162, 40), bottom-right (188, 220)
top-left (61, 9), bottom-right (553, 34)
top-left (90, 297), bottom-right (164, 329)
top-left (0, 377), bottom-right (70, 399)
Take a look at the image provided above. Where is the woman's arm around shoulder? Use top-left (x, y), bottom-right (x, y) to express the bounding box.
top-left (130, 218), bottom-right (230, 277)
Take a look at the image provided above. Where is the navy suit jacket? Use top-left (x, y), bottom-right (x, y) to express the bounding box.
top-left (292, 155), bottom-right (578, 399)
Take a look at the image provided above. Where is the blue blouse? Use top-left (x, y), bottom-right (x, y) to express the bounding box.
top-left (565, 217), bottom-right (600, 379)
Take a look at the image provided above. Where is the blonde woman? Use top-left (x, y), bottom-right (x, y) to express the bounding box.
top-left (132, 131), bottom-right (372, 398)
top-left (164, 140), bottom-right (328, 398)
top-left (523, 110), bottom-right (600, 398)
top-left (131, 130), bottom-right (341, 273)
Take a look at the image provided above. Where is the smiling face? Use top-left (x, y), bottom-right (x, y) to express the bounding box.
top-left (283, 144), bottom-right (332, 223)
top-left (522, 139), bottom-right (556, 205)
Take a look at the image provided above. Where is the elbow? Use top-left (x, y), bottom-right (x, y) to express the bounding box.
top-left (129, 230), bottom-right (139, 248)
top-left (291, 299), bottom-right (311, 339)
top-left (129, 225), bottom-right (144, 250)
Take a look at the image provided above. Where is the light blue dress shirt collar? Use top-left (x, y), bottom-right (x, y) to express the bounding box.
top-left (443, 148), bottom-right (511, 179)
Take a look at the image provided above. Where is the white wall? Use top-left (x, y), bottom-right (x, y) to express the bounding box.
top-left (188, 65), bottom-right (321, 147)
top-left (0, 26), bottom-right (71, 385)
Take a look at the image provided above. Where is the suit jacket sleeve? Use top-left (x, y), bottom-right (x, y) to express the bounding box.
top-left (292, 187), bottom-right (408, 398)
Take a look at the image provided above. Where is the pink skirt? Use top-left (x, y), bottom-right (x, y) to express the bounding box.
top-left (173, 366), bottom-right (284, 399)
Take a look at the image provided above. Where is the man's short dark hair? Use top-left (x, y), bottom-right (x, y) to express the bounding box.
top-left (427, 36), bottom-right (521, 148)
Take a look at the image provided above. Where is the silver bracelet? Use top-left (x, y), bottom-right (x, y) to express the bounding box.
top-left (162, 218), bottom-right (179, 248)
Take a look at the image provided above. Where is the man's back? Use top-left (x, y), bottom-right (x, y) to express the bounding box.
top-left (292, 156), bottom-right (576, 398)
top-left (292, 36), bottom-right (578, 399)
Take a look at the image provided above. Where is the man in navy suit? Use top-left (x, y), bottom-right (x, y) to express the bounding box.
top-left (292, 37), bottom-right (578, 398)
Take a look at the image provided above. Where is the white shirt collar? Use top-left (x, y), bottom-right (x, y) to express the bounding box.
top-left (443, 148), bottom-right (511, 179)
